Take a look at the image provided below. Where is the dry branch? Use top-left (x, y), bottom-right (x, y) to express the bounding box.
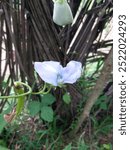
top-left (74, 48), bottom-right (113, 133)
top-left (0, 0), bottom-right (113, 117)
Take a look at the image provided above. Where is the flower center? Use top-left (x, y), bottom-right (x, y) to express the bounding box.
top-left (57, 74), bottom-right (63, 82)
top-left (57, 74), bottom-right (65, 87)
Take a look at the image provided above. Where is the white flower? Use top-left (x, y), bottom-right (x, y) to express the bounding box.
top-left (53, 0), bottom-right (73, 26)
top-left (34, 61), bottom-right (82, 86)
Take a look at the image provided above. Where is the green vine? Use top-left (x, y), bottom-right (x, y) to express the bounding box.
top-left (0, 81), bottom-right (51, 99)
top-left (32, 83), bottom-right (52, 95)
top-left (0, 81), bottom-right (53, 118)
top-left (0, 82), bottom-right (32, 99)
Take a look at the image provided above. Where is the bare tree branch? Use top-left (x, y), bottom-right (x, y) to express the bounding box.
top-left (74, 48), bottom-right (113, 133)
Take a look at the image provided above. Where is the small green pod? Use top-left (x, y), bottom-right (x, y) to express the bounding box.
top-left (14, 82), bottom-right (25, 116)
top-left (53, 0), bottom-right (73, 26)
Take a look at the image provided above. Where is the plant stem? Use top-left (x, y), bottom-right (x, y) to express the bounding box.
top-left (74, 48), bottom-right (113, 133)
top-left (32, 83), bottom-right (52, 95)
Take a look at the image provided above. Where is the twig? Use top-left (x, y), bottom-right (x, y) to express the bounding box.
top-left (74, 48), bottom-right (113, 133)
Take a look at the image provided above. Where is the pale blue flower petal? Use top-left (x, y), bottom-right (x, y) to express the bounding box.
top-left (34, 60), bottom-right (82, 86)
top-left (61, 61), bottom-right (82, 84)
top-left (34, 61), bottom-right (62, 86)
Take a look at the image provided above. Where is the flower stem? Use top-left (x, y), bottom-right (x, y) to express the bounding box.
top-left (32, 83), bottom-right (52, 95)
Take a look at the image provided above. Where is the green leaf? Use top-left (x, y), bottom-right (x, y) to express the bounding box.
top-left (63, 143), bottom-right (72, 150)
top-left (63, 93), bottom-right (71, 104)
top-left (100, 102), bottom-right (107, 110)
top-left (0, 145), bottom-right (9, 150)
top-left (101, 124), bottom-right (112, 134)
top-left (40, 106), bottom-right (54, 122)
top-left (95, 95), bottom-right (107, 105)
top-left (41, 94), bottom-right (56, 106)
top-left (103, 144), bottom-right (111, 149)
top-left (0, 140), bottom-right (7, 147)
top-left (28, 101), bottom-right (41, 116)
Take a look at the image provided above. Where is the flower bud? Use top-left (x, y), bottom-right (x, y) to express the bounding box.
top-left (53, 0), bottom-right (73, 26)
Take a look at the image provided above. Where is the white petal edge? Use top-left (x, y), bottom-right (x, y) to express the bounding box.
top-left (62, 61), bottom-right (82, 84)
